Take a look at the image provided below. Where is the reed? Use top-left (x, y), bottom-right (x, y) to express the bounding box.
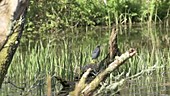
top-left (1, 25), bottom-right (169, 95)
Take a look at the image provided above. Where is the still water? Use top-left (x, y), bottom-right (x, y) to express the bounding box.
top-left (0, 24), bottom-right (170, 96)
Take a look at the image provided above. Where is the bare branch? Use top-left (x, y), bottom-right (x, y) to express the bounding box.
top-left (69, 68), bottom-right (92, 96)
top-left (68, 48), bottom-right (136, 96)
top-left (81, 48), bottom-right (136, 95)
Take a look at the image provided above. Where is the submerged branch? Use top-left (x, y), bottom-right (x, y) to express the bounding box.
top-left (127, 64), bottom-right (164, 80)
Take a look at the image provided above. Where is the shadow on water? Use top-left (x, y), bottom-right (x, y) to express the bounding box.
top-left (0, 24), bottom-right (170, 96)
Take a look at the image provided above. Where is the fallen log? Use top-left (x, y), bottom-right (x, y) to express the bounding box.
top-left (58, 27), bottom-right (136, 96)
top-left (69, 48), bottom-right (136, 96)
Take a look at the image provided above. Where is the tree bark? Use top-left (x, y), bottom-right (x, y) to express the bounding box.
top-left (0, 0), bottom-right (29, 88)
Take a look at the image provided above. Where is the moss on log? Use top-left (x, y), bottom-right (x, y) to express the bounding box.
top-left (0, 27), bottom-right (21, 86)
top-left (0, 0), bottom-right (29, 88)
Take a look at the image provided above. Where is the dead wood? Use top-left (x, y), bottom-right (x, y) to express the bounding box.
top-left (69, 48), bottom-right (136, 96)
top-left (58, 27), bottom-right (136, 96)
top-left (80, 27), bottom-right (121, 77)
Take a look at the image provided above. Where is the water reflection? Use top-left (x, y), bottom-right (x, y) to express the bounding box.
top-left (121, 72), bottom-right (170, 96)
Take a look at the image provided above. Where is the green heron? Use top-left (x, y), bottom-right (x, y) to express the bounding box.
top-left (77, 45), bottom-right (100, 79)
top-left (92, 45), bottom-right (100, 60)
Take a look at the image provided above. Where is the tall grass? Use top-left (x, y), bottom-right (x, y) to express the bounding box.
top-left (1, 25), bottom-right (170, 95)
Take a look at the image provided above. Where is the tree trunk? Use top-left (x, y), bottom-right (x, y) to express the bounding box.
top-left (0, 0), bottom-right (29, 88)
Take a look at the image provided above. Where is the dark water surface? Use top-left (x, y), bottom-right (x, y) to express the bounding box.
top-left (0, 24), bottom-right (170, 96)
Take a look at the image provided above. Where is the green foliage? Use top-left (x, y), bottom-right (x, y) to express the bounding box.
top-left (25, 0), bottom-right (170, 33)
top-left (157, 0), bottom-right (170, 20)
